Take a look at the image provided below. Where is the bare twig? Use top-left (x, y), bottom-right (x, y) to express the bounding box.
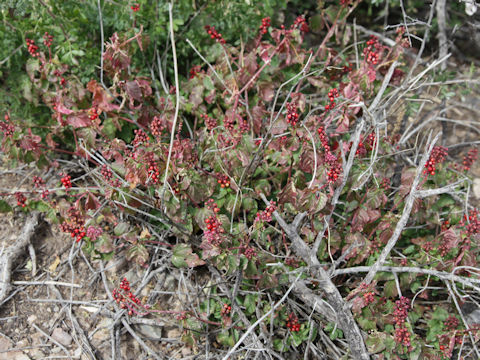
top-left (260, 195), bottom-right (370, 359)
top-left (160, 3), bottom-right (181, 207)
top-left (361, 132), bottom-right (441, 285)
top-left (222, 273), bottom-right (302, 360)
top-left (0, 212), bottom-right (41, 303)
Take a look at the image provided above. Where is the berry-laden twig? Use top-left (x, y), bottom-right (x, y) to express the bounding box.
top-left (286, 312), bottom-right (301, 332)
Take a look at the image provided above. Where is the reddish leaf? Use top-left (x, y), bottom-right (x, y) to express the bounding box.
top-left (66, 113), bottom-right (91, 128)
top-left (258, 81), bottom-right (275, 102)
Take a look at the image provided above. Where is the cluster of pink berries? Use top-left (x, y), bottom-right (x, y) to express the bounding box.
top-left (26, 38), bottom-right (39, 57)
top-left (286, 102), bottom-right (299, 126)
top-left (147, 160), bottom-right (160, 184)
top-left (363, 36), bottom-right (382, 65)
top-left (363, 291), bottom-right (375, 305)
top-left (325, 88), bottom-right (339, 111)
top-left (112, 277), bottom-right (142, 316)
top-left (131, 3), bottom-right (140, 12)
top-left (43, 32), bottom-right (53, 47)
top-left (317, 126), bottom-right (342, 183)
top-left (150, 116), bottom-right (166, 137)
top-left (201, 114), bottom-right (217, 131)
top-left (424, 146), bottom-right (448, 176)
top-left (132, 129), bottom-right (149, 147)
top-left (204, 215), bottom-right (224, 246)
top-left (205, 25), bottom-right (226, 44)
top-left (255, 201), bottom-right (276, 223)
top-left (86, 226), bottom-right (103, 241)
top-left (243, 246), bottom-right (257, 260)
top-left (461, 209), bottom-right (479, 238)
top-left (1, 115), bottom-right (15, 137)
top-left (444, 316), bottom-right (459, 331)
top-left (462, 148), bottom-right (478, 171)
top-left (259, 17), bottom-right (271, 35)
top-left (286, 312), bottom-right (301, 332)
top-left (393, 296), bottom-right (411, 347)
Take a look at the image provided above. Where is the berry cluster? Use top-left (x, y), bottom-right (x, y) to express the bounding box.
top-left (424, 146), bottom-right (448, 176)
top-left (286, 312), bottom-right (301, 332)
top-left (0, 115), bottom-right (15, 137)
top-left (88, 107), bottom-right (99, 121)
top-left (394, 326), bottom-right (411, 347)
top-left (393, 296), bottom-right (410, 325)
top-left (317, 127), bottom-right (342, 183)
top-left (243, 246), bottom-right (257, 260)
top-left (325, 88), bottom-right (339, 111)
top-left (363, 36), bottom-right (382, 66)
top-left (60, 77), bottom-right (66, 87)
top-left (462, 148), bottom-right (478, 171)
top-left (131, 3), bottom-right (140, 12)
top-left (86, 226), bottom-right (103, 241)
top-left (132, 129), bottom-right (149, 147)
top-left (292, 16), bottom-right (309, 33)
top-left (205, 25), bottom-right (226, 44)
top-left (147, 160), bottom-right (160, 184)
top-left (381, 177), bottom-right (390, 190)
top-left (259, 17), bottom-right (271, 35)
top-left (60, 207), bottom-right (86, 242)
top-left (221, 303), bottom-right (232, 316)
top-left (15, 192), bottom-right (27, 208)
top-left (101, 164), bottom-right (113, 181)
top-left (201, 114), bottom-right (217, 131)
top-left (112, 277), bottom-right (142, 316)
top-left (150, 116), bottom-right (166, 137)
top-left (461, 209), bottom-right (479, 238)
top-left (238, 117), bottom-right (249, 134)
top-left (216, 173), bottom-right (230, 188)
top-left (43, 32), bottom-right (53, 47)
top-left (363, 291), bottom-right (375, 305)
top-left (204, 215), bottom-right (224, 246)
top-left (189, 65), bottom-right (202, 79)
top-left (441, 219), bottom-right (450, 232)
top-left (205, 199), bottom-right (220, 213)
top-left (26, 38), bottom-right (39, 57)
top-left (393, 296), bottom-right (411, 347)
top-left (444, 316), bottom-right (459, 331)
top-left (33, 176), bottom-right (44, 188)
top-left (61, 174), bottom-right (72, 190)
top-left (255, 201), bottom-right (276, 222)
top-left (286, 102), bottom-right (299, 126)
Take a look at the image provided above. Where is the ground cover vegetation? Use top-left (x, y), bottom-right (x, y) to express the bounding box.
top-left (1, 0), bottom-right (480, 359)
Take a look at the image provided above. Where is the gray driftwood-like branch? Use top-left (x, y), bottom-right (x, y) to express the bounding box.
top-left (361, 132), bottom-right (441, 285)
top-left (260, 195), bottom-right (370, 360)
top-left (0, 212), bottom-right (41, 304)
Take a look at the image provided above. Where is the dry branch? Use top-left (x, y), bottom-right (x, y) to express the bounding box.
top-left (260, 195), bottom-right (370, 360)
top-left (0, 212), bottom-right (41, 304)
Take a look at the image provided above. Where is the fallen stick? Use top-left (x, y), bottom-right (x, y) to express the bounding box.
top-left (0, 212), bottom-right (41, 304)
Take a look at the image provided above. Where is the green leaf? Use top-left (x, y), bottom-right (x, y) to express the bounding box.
top-left (203, 76), bottom-right (214, 91)
top-left (172, 244), bottom-right (205, 268)
top-left (0, 200), bottom-right (12, 213)
top-left (403, 244), bottom-right (416, 255)
top-left (366, 332), bottom-right (387, 353)
top-left (114, 222), bottom-right (130, 236)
